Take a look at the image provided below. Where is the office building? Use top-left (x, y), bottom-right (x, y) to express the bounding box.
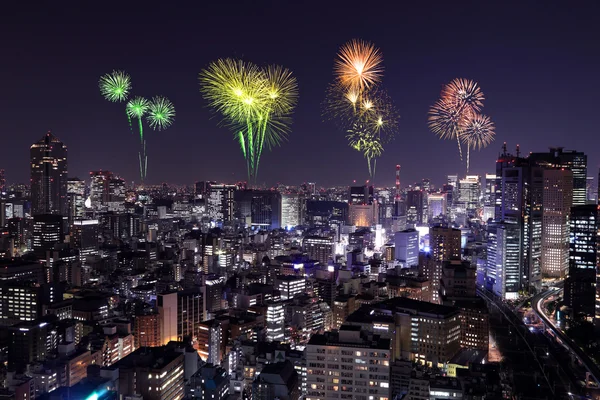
top-left (235, 190), bottom-right (282, 229)
top-left (197, 320), bottom-right (222, 365)
top-left (565, 204), bottom-right (597, 317)
top-left (406, 190), bottom-right (426, 225)
top-left (30, 132), bottom-right (68, 216)
top-left (428, 193), bottom-right (447, 220)
top-left (457, 175), bottom-right (481, 214)
top-left (71, 219), bottom-right (99, 260)
top-left (346, 297), bottom-right (461, 365)
top-left (486, 221), bottom-right (521, 299)
top-left (428, 226), bottom-right (461, 303)
top-left (89, 170), bottom-right (113, 207)
top-left (529, 147), bottom-right (586, 206)
top-left (305, 325), bottom-right (390, 400)
top-left (115, 345), bottom-right (185, 400)
top-left (207, 183), bottom-right (236, 223)
top-left (281, 193), bottom-right (303, 228)
top-left (158, 289), bottom-right (204, 344)
top-left (394, 229), bottom-right (419, 268)
top-left (32, 214), bottom-right (63, 259)
top-left (266, 302), bottom-right (285, 342)
top-left (541, 168), bottom-right (573, 278)
top-left (134, 312), bottom-right (161, 348)
top-left (303, 236), bottom-right (333, 265)
top-left (277, 275), bottom-right (306, 300)
top-left (349, 203), bottom-right (378, 227)
top-left (66, 178), bottom-right (86, 222)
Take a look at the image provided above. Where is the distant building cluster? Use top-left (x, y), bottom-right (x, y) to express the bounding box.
top-left (0, 132), bottom-right (595, 399)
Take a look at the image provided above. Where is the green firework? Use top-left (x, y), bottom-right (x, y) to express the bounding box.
top-left (147, 96), bottom-right (175, 131)
top-left (99, 70), bottom-right (131, 102)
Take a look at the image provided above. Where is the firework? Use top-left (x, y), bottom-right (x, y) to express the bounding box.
top-left (147, 96), bottom-right (175, 131)
top-left (126, 96), bottom-right (149, 119)
top-left (100, 70), bottom-right (175, 183)
top-left (441, 78), bottom-right (484, 114)
top-left (459, 113), bottom-right (495, 150)
top-left (427, 98), bottom-right (465, 140)
top-left (99, 70), bottom-right (131, 102)
top-left (334, 39), bottom-right (383, 91)
top-left (199, 59), bottom-right (298, 183)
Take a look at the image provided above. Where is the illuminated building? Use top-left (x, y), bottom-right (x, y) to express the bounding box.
top-left (303, 236), bottom-right (333, 265)
top-left (427, 193), bottom-right (446, 220)
top-left (0, 169), bottom-right (5, 193)
top-left (457, 175), bottom-right (481, 214)
top-left (8, 320), bottom-right (51, 371)
top-left (349, 202), bottom-right (377, 227)
top-left (305, 325), bottom-right (390, 400)
top-left (71, 219), bottom-right (99, 261)
top-left (115, 345), bottom-right (185, 400)
top-left (346, 297), bottom-right (461, 366)
top-left (332, 295), bottom-right (356, 330)
top-left (406, 189), bottom-right (426, 225)
top-left (30, 132), bottom-right (68, 216)
top-left (277, 275), bottom-right (306, 300)
top-left (207, 183), bottom-right (236, 223)
top-left (281, 193), bottom-right (303, 228)
top-left (565, 204), bottom-right (597, 317)
top-left (541, 168), bottom-right (573, 278)
top-left (305, 200), bottom-right (348, 226)
top-left (266, 301), bottom-right (285, 342)
top-left (134, 312), bottom-right (161, 348)
top-left (89, 170), bottom-right (113, 208)
top-left (197, 320), bottom-right (222, 365)
top-left (0, 282), bottom-right (60, 323)
top-left (66, 178), bottom-right (86, 222)
top-left (394, 229), bottom-right (419, 268)
top-left (32, 214), bottom-right (63, 259)
top-left (487, 221), bottom-right (521, 299)
top-left (439, 259), bottom-right (489, 351)
top-left (235, 190), bottom-right (282, 229)
top-left (349, 185), bottom-right (373, 204)
top-left (158, 289), bottom-right (203, 345)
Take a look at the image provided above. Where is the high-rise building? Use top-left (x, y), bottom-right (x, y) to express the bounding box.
top-left (189, 364), bottom-right (230, 400)
top-left (234, 190), bottom-right (282, 229)
top-left (305, 326), bottom-right (390, 400)
top-left (207, 183), bottom-right (236, 223)
top-left (349, 185), bottom-right (373, 205)
top-left (277, 275), bottom-right (306, 300)
top-left (429, 226), bottom-right (461, 303)
top-left (158, 289), bottom-right (204, 344)
top-left (345, 297), bottom-right (461, 365)
top-left (197, 320), bottom-right (222, 365)
top-left (266, 301), bottom-right (284, 342)
top-left (565, 204), bottom-right (597, 317)
top-left (303, 236), bottom-right (333, 265)
top-left (394, 229), bottom-right (419, 268)
top-left (406, 190), bottom-right (426, 225)
top-left (133, 312), bottom-right (161, 348)
top-left (115, 345), bottom-right (185, 400)
top-left (30, 132), bottom-right (68, 216)
top-left (281, 193), bottom-right (303, 228)
top-left (541, 168), bottom-right (573, 278)
top-left (0, 169), bottom-right (5, 194)
top-left (32, 214), bottom-right (63, 259)
top-left (529, 147), bottom-right (586, 206)
top-left (457, 175), bottom-right (481, 213)
top-left (427, 193), bottom-right (447, 220)
top-left (71, 219), bottom-right (99, 261)
top-left (89, 170), bottom-right (112, 208)
top-left (66, 178), bottom-right (86, 222)
top-left (8, 321), bottom-right (50, 371)
top-left (349, 202), bottom-right (378, 227)
top-left (487, 221), bottom-right (521, 299)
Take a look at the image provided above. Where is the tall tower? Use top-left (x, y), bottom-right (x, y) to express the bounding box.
top-left (30, 132), bottom-right (68, 216)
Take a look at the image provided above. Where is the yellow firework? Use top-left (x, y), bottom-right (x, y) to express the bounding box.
top-left (459, 113), bottom-right (495, 149)
top-left (334, 39), bottom-right (383, 91)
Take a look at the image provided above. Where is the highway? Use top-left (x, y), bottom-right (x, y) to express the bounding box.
top-left (532, 287), bottom-right (600, 386)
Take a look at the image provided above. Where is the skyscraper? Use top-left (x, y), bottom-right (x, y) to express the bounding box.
top-left (30, 132), bottom-right (68, 216)
top-left (207, 183), bottom-right (236, 223)
top-left (457, 175), bottom-right (481, 214)
top-left (66, 178), bottom-right (86, 222)
top-left (406, 190), bottom-right (425, 225)
top-left (0, 169), bottom-right (5, 194)
top-left (394, 229), bottom-right (419, 268)
top-left (427, 193), bottom-right (447, 220)
top-left (541, 168), bottom-right (573, 278)
top-left (565, 204), bottom-right (597, 316)
top-left (32, 214), bottom-right (63, 259)
top-left (429, 226), bottom-right (461, 303)
top-left (281, 193), bottom-right (303, 228)
top-left (487, 221), bottom-right (521, 299)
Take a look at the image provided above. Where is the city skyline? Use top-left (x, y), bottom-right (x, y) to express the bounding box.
top-left (2, 2), bottom-right (600, 186)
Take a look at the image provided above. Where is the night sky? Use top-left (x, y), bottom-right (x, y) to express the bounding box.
top-left (2, 1), bottom-right (600, 188)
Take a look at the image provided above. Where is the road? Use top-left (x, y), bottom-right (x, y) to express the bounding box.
top-left (532, 287), bottom-right (600, 386)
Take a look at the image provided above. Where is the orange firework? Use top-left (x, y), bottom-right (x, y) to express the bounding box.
top-left (334, 39), bottom-right (383, 91)
top-left (441, 78), bottom-right (484, 114)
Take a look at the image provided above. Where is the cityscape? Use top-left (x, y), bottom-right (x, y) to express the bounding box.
top-left (2, 2), bottom-right (600, 400)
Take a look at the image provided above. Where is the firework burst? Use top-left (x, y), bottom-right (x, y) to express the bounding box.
top-left (126, 96), bottom-right (149, 119)
top-left (147, 96), bottom-right (175, 131)
top-left (459, 113), bottom-right (495, 150)
top-left (199, 58), bottom-right (298, 184)
top-left (99, 70), bottom-right (131, 102)
top-left (334, 39), bottom-right (383, 91)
